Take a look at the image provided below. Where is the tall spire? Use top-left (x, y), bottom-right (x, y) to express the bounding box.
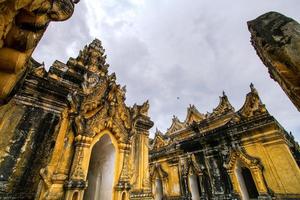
top-left (76, 39), bottom-right (109, 76)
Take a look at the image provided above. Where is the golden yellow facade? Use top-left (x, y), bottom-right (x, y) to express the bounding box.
top-left (0, 39), bottom-right (154, 200)
top-left (149, 87), bottom-right (300, 199)
top-left (0, 3), bottom-right (300, 200)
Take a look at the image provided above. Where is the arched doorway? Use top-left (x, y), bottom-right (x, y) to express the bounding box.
top-left (84, 134), bottom-right (116, 200)
top-left (235, 161), bottom-right (259, 200)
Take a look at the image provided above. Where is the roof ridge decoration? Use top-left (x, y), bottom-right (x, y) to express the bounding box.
top-left (151, 128), bottom-right (167, 150)
top-left (166, 115), bottom-right (186, 135)
top-left (184, 104), bottom-right (205, 125)
top-left (206, 91), bottom-right (235, 119)
top-left (238, 83), bottom-right (268, 118)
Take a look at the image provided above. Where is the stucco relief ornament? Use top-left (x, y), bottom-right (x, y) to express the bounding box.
top-left (82, 73), bottom-right (100, 95)
top-left (67, 92), bottom-right (85, 136)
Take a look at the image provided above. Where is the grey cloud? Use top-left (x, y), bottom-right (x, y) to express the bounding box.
top-left (33, 2), bottom-right (92, 68)
top-left (33, 0), bottom-right (300, 140)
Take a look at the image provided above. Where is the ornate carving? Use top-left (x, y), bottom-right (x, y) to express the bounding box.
top-left (166, 115), bottom-right (186, 135)
top-left (238, 83), bottom-right (267, 118)
top-left (181, 154), bottom-right (202, 177)
top-left (224, 148), bottom-right (269, 196)
top-left (150, 163), bottom-right (168, 181)
top-left (224, 148), bottom-right (262, 171)
top-left (62, 40), bottom-right (135, 143)
top-left (206, 91), bottom-right (235, 119)
top-left (184, 104), bottom-right (205, 125)
top-left (151, 129), bottom-right (168, 150)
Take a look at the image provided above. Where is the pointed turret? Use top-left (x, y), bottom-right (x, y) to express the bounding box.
top-left (184, 104), bottom-right (205, 125)
top-left (207, 91), bottom-right (235, 118)
top-left (166, 115), bottom-right (185, 135)
top-left (151, 128), bottom-right (167, 149)
top-left (48, 38), bottom-right (110, 91)
top-left (238, 83), bottom-right (268, 118)
top-left (154, 127), bottom-right (164, 136)
top-left (75, 39), bottom-right (109, 76)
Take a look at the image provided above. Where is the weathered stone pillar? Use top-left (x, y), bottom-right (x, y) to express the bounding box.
top-left (248, 12), bottom-right (300, 111)
top-left (64, 135), bottom-right (92, 200)
top-left (130, 115), bottom-right (153, 200)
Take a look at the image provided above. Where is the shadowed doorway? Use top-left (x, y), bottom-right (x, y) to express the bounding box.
top-left (84, 134), bottom-right (116, 200)
top-left (236, 161), bottom-right (259, 200)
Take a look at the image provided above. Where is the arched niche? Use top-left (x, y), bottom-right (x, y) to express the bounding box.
top-left (150, 164), bottom-right (168, 200)
top-left (225, 150), bottom-right (269, 199)
top-left (182, 155), bottom-right (202, 200)
top-left (235, 160), bottom-right (259, 200)
top-left (72, 192), bottom-right (79, 200)
top-left (83, 133), bottom-right (118, 200)
top-left (121, 192), bottom-right (127, 200)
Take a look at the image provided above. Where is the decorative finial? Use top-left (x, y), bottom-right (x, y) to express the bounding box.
top-left (122, 86), bottom-right (127, 93)
top-left (222, 90), bottom-right (226, 96)
top-left (155, 127), bottom-right (159, 135)
top-left (250, 82), bottom-right (254, 90)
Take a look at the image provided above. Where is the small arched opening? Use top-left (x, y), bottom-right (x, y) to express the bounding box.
top-left (121, 192), bottom-right (126, 200)
top-left (72, 192), bottom-right (79, 200)
top-left (83, 134), bottom-right (116, 200)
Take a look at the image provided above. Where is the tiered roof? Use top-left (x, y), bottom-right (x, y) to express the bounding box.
top-left (150, 84), bottom-right (270, 150)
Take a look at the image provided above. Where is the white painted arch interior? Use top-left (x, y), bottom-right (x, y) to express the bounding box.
top-left (84, 134), bottom-right (116, 200)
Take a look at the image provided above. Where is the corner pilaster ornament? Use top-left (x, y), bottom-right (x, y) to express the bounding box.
top-left (132, 100), bottom-right (154, 132)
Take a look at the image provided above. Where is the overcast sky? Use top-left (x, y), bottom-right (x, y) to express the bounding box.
top-left (33, 0), bottom-right (300, 140)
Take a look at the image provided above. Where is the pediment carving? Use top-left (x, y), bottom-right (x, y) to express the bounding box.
top-left (181, 154), bottom-right (202, 177)
top-left (64, 39), bottom-right (151, 142)
top-left (151, 129), bottom-right (167, 150)
top-left (166, 116), bottom-right (185, 135)
top-left (150, 163), bottom-right (168, 180)
top-left (184, 104), bottom-right (205, 125)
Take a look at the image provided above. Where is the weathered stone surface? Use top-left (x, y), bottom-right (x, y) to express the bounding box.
top-left (0, 0), bottom-right (79, 100)
top-left (248, 12), bottom-right (300, 111)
